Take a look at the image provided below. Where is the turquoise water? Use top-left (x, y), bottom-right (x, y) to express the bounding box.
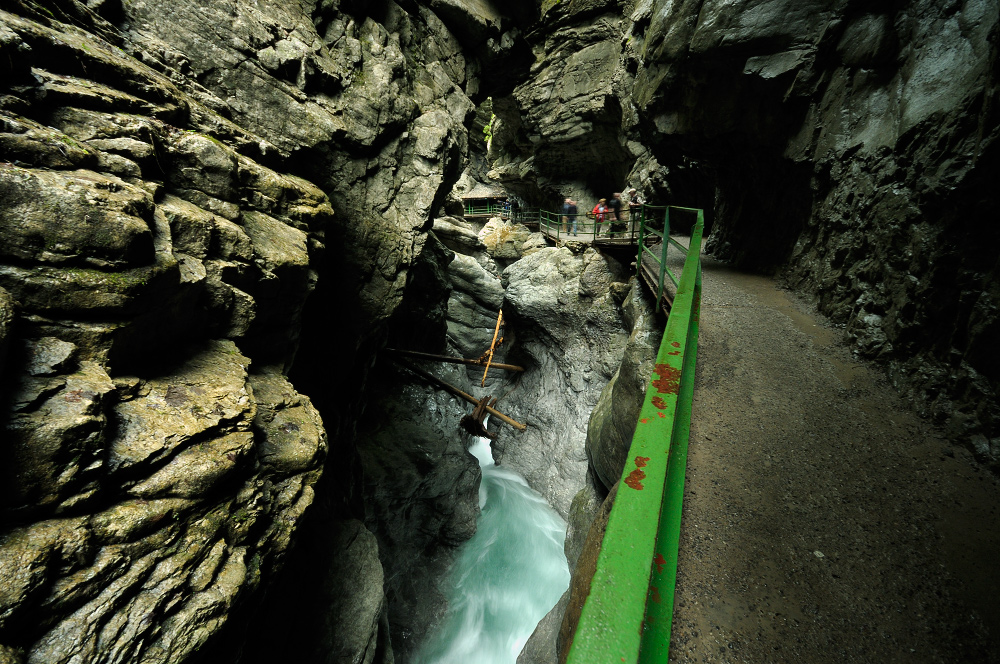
top-left (413, 438), bottom-right (570, 664)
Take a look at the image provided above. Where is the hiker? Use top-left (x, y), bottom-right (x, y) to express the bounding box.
top-left (626, 188), bottom-right (643, 218)
top-left (592, 198), bottom-right (607, 235)
top-left (563, 198), bottom-right (578, 235)
top-left (608, 192), bottom-right (625, 237)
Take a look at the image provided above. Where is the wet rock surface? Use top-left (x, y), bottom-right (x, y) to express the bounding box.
top-left (0, 0), bottom-right (537, 661)
top-left (495, 245), bottom-right (633, 518)
top-left (354, 373), bottom-right (481, 663)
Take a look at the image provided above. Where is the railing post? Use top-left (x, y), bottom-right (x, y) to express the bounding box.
top-left (636, 207), bottom-right (646, 279)
top-left (655, 207), bottom-right (670, 305)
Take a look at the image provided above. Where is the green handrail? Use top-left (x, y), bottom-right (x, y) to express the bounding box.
top-left (469, 204), bottom-right (649, 242)
top-left (566, 209), bottom-right (704, 664)
top-left (638, 205), bottom-right (702, 305)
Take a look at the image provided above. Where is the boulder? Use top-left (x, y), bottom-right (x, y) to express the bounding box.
top-left (0, 166), bottom-right (154, 269)
top-left (586, 283), bottom-right (663, 491)
top-left (433, 215), bottom-right (484, 254)
top-left (479, 218), bottom-right (534, 261)
top-left (446, 252), bottom-right (506, 358)
top-left (495, 246), bottom-right (631, 517)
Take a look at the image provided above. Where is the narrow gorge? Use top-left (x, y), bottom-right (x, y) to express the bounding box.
top-left (0, 1), bottom-right (997, 663)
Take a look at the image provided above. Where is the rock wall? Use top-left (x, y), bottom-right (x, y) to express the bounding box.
top-left (489, 0), bottom-right (1000, 467)
top-left (496, 242), bottom-right (634, 517)
top-left (4, 0), bottom-right (996, 661)
top-left (0, 0), bottom-right (538, 662)
top-left (0, 5), bottom-right (333, 658)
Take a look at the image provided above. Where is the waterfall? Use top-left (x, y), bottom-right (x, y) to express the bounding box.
top-left (413, 436), bottom-right (570, 664)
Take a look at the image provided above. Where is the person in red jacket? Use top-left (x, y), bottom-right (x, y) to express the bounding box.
top-left (592, 198), bottom-right (607, 235)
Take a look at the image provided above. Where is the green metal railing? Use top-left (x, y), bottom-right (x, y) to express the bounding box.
top-left (464, 201), bottom-right (508, 217)
top-left (511, 206), bottom-right (540, 225)
top-left (466, 201), bottom-right (657, 242)
top-left (534, 206), bottom-right (645, 242)
top-left (566, 207), bottom-right (704, 664)
top-left (638, 205), bottom-right (703, 306)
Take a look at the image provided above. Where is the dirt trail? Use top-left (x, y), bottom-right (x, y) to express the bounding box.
top-left (670, 256), bottom-right (1000, 663)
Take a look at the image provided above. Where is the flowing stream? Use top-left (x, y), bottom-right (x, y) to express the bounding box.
top-left (413, 437), bottom-right (570, 664)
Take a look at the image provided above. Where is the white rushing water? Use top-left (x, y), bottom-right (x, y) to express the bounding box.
top-left (413, 436), bottom-right (570, 664)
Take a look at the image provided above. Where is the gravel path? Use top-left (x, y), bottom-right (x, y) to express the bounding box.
top-left (670, 255), bottom-right (1000, 663)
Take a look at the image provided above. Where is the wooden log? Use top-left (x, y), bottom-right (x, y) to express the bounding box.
top-left (481, 309), bottom-right (504, 387)
top-left (384, 348), bottom-right (524, 372)
top-left (395, 358), bottom-right (527, 431)
top-left (460, 396), bottom-right (498, 439)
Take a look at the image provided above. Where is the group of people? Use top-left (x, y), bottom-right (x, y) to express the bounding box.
top-left (561, 188), bottom-right (643, 237)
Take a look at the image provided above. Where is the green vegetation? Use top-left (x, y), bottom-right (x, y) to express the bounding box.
top-left (63, 266), bottom-right (150, 293)
top-left (483, 113), bottom-right (495, 144)
top-left (248, 551), bottom-right (263, 576)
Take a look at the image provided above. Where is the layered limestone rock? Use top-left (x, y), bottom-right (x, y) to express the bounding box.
top-left (517, 278), bottom-right (662, 664)
top-left (0, 0), bottom-right (538, 662)
top-left (495, 244), bottom-right (635, 518)
top-left (0, 6), bottom-right (332, 635)
top-left (489, 0), bottom-right (1000, 467)
top-left (0, 341), bottom-right (325, 664)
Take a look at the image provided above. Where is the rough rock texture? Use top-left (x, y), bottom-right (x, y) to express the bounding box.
top-left (490, 0), bottom-right (1000, 467)
top-left (479, 217), bottom-right (536, 262)
top-left (490, 0), bottom-right (631, 203)
top-left (355, 371), bottom-right (482, 662)
top-left (0, 3), bottom-right (336, 646)
top-left (0, 341), bottom-right (325, 664)
top-left (0, 0), bottom-right (538, 662)
top-left (494, 246), bottom-right (634, 517)
top-left (585, 276), bottom-right (663, 491)
top-left (0, 288), bottom-right (15, 387)
top-left (318, 520), bottom-right (389, 664)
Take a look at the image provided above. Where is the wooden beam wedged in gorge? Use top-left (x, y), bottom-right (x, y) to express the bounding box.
top-left (395, 358), bottom-right (527, 432)
top-left (481, 309), bottom-right (504, 387)
top-left (384, 348), bottom-right (524, 373)
top-left (460, 396), bottom-right (498, 439)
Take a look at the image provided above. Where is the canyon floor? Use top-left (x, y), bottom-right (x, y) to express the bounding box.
top-left (670, 255), bottom-right (1000, 663)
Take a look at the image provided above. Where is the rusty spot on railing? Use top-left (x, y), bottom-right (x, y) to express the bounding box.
top-left (652, 363), bottom-right (681, 395)
top-left (625, 456), bottom-right (650, 490)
